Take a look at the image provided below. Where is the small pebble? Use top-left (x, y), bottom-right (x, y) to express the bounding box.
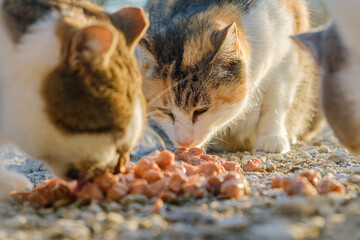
top-left (249, 221), bottom-right (306, 240)
top-left (2, 215), bottom-right (27, 228)
top-left (265, 161), bottom-right (277, 172)
top-left (307, 149), bottom-right (318, 157)
top-left (107, 212), bottom-right (125, 225)
top-left (229, 156), bottom-right (240, 162)
top-left (335, 173), bottom-right (349, 179)
top-left (241, 155), bottom-right (253, 164)
top-left (48, 219), bottom-right (91, 239)
top-left (325, 168), bottom-right (337, 176)
top-left (121, 220), bottom-right (139, 231)
top-left (318, 146), bottom-right (329, 153)
top-left (269, 154), bottom-right (284, 161)
top-left (275, 197), bottom-right (317, 216)
top-left (88, 202), bottom-right (103, 213)
top-left (351, 167), bottom-right (360, 175)
top-left (348, 175), bottom-right (360, 184)
top-left (216, 216), bottom-right (249, 230)
top-left (301, 151), bottom-right (312, 159)
top-left (328, 152), bottom-right (349, 163)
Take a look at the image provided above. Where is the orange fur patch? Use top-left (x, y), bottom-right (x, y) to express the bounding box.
top-left (182, 33), bottom-right (215, 68)
top-left (209, 4), bottom-right (251, 62)
top-left (181, 3), bottom-right (251, 69)
top-left (213, 81), bottom-right (247, 106)
top-left (143, 79), bottom-right (173, 111)
top-left (276, 0), bottom-right (311, 33)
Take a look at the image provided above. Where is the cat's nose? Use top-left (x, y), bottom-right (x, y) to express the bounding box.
top-left (177, 139), bottom-right (193, 147)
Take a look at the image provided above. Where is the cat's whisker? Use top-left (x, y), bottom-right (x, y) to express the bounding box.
top-left (211, 136), bottom-right (229, 145)
top-left (84, 164), bottom-right (99, 179)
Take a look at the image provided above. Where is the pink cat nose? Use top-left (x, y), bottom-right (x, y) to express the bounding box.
top-left (177, 139), bottom-right (193, 147)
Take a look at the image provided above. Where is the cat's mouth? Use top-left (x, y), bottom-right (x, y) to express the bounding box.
top-left (173, 137), bottom-right (206, 149)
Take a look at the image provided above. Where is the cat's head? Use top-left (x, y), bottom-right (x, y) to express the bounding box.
top-left (2, 6), bottom-right (149, 180)
top-left (293, 25), bottom-right (360, 153)
top-left (137, 21), bottom-right (250, 148)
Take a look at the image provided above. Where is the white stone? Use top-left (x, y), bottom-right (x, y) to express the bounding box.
top-left (351, 167), bottom-right (360, 175)
top-left (216, 216), bottom-right (249, 230)
top-left (307, 149), bottom-right (319, 157)
top-left (249, 221), bottom-right (306, 240)
top-left (269, 154), bottom-right (284, 161)
top-left (328, 152), bottom-right (349, 163)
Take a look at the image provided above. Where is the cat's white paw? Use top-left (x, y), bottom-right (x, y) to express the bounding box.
top-left (0, 171), bottom-right (32, 200)
top-left (255, 134), bottom-right (290, 153)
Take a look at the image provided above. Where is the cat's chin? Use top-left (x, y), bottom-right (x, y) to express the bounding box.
top-left (172, 138), bottom-right (209, 149)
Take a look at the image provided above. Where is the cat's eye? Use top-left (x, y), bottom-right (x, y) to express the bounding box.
top-left (192, 108), bottom-right (209, 123)
top-left (159, 108), bottom-right (174, 122)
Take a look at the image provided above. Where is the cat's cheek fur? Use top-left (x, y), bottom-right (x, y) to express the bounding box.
top-left (175, 101), bottom-right (248, 148)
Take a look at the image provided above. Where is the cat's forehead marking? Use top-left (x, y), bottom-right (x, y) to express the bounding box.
top-left (182, 31), bottom-right (215, 69)
top-left (214, 82), bottom-right (247, 105)
top-left (172, 76), bottom-right (211, 111)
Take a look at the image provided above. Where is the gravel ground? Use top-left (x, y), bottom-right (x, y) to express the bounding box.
top-left (0, 127), bottom-right (359, 240)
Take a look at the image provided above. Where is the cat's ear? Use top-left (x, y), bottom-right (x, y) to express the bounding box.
top-left (112, 7), bottom-right (149, 51)
top-left (213, 23), bottom-right (250, 62)
top-left (67, 25), bottom-right (117, 67)
top-left (292, 31), bottom-right (324, 66)
top-left (136, 36), bottom-right (157, 74)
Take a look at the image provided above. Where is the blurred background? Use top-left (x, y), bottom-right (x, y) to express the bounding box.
top-left (93, 0), bottom-right (330, 27)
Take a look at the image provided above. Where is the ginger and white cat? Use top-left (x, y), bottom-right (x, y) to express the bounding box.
top-left (295, 0), bottom-right (360, 153)
top-left (137, 0), bottom-right (324, 153)
top-left (0, 0), bottom-right (148, 199)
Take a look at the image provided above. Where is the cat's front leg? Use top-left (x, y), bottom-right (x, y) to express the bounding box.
top-left (255, 93), bottom-right (291, 153)
top-left (255, 111), bottom-right (290, 153)
top-left (254, 49), bottom-right (303, 153)
top-left (254, 63), bottom-right (300, 153)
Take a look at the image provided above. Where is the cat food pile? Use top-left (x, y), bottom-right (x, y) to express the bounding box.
top-left (271, 169), bottom-right (345, 196)
top-left (12, 148), bottom-right (251, 208)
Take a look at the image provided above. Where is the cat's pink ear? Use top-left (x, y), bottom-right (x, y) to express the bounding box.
top-left (136, 37), bottom-right (158, 73)
top-left (68, 25), bottom-right (117, 66)
top-left (214, 23), bottom-right (250, 62)
top-left (112, 7), bottom-right (149, 51)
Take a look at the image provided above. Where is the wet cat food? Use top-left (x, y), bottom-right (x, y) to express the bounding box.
top-left (12, 148), bottom-right (249, 208)
top-left (271, 170), bottom-right (345, 196)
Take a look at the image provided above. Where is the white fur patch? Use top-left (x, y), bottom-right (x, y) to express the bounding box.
top-left (118, 98), bottom-right (144, 151)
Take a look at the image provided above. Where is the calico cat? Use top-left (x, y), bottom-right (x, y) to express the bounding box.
top-left (137, 0), bottom-right (324, 153)
top-left (0, 0), bottom-right (148, 199)
top-left (294, 0), bottom-right (360, 153)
